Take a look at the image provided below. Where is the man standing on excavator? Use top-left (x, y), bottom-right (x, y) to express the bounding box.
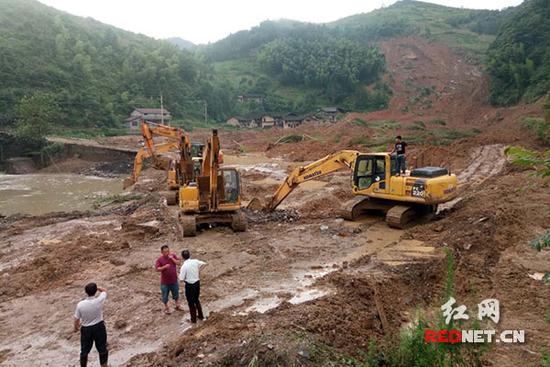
top-left (392, 135), bottom-right (408, 176)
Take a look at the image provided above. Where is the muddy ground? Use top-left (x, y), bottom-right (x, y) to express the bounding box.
top-left (0, 137), bottom-right (548, 367)
top-left (1, 35), bottom-right (549, 367)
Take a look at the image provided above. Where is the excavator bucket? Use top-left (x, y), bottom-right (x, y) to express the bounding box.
top-left (123, 177), bottom-right (135, 189)
top-left (245, 197), bottom-right (263, 211)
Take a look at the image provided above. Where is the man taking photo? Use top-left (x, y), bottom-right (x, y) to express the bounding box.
top-left (74, 283), bottom-right (108, 367)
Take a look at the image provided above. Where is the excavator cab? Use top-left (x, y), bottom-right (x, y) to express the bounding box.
top-left (353, 154), bottom-right (402, 191)
top-left (221, 168), bottom-right (240, 204)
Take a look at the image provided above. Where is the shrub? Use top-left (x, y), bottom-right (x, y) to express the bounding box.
top-left (521, 117), bottom-right (549, 144)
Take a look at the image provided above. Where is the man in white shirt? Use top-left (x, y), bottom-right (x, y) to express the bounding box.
top-left (179, 250), bottom-right (207, 323)
top-left (74, 283), bottom-right (108, 367)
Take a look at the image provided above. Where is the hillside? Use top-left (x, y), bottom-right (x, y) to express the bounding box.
top-left (166, 37), bottom-right (196, 50)
top-left (0, 0), bottom-right (230, 128)
top-left (487, 0), bottom-right (550, 105)
top-left (1, 0), bottom-right (548, 133)
top-left (200, 1), bottom-right (515, 116)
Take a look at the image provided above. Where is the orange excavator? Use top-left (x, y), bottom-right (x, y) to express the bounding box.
top-left (124, 121), bottom-right (246, 236)
top-left (123, 120), bottom-right (203, 203)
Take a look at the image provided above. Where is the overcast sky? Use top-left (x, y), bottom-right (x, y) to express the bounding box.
top-left (38, 0), bottom-right (523, 44)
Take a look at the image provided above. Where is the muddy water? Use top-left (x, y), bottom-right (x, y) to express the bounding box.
top-left (0, 173), bottom-right (122, 216)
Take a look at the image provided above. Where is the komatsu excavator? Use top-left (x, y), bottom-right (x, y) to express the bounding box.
top-left (267, 150), bottom-right (457, 228)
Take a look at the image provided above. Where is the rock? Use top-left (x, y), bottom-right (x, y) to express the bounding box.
top-left (110, 259), bottom-right (125, 266)
top-left (320, 225), bottom-right (329, 231)
top-left (136, 220), bottom-right (161, 233)
top-left (298, 349), bottom-right (310, 359)
top-left (114, 319), bottom-right (127, 329)
top-left (197, 353), bottom-right (205, 359)
top-left (120, 241), bottom-right (131, 249)
top-left (342, 261), bottom-right (349, 269)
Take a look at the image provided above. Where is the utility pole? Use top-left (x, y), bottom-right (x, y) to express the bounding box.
top-left (160, 93), bottom-right (165, 125)
top-left (204, 100), bottom-right (207, 125)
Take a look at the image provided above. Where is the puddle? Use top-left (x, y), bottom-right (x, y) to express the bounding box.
top-left (108, 341), bottom-right (162, 366)
top-left (240, 295), bottom-right (282, 314)
top-left (289, 289), bottom-right (330, 304)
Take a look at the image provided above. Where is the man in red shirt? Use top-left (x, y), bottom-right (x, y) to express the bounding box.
top-left (155, 245), bottom-right (182, 314)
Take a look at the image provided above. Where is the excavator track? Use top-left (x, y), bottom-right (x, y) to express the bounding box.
top-left (179, 214), bottom-right (197, 237)
top-left (338, 197), bottom-right (371, 220)
top-left (385, 205), bottom-right (418, 229)
top-left (231, 211), bottom-right (247, 232)
top-left (338, 197), bottom-right (392, 220)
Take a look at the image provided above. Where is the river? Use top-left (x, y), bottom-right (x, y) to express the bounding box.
top-left (0, 173), bottom-right (123, 216)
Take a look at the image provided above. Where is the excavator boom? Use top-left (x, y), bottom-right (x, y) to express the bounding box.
top-left (124, 120), bottom-right (194, 189)
top-left (267, 150), bottom-right (360, 210)
top-left (123, 141), bottom-right (180, 189)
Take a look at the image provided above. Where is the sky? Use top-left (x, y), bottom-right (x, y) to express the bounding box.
top-left (38, 0), bottom-right (524, 44)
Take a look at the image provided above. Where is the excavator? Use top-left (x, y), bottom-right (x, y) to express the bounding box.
top-left (266, 150), bottom-right (458, 228)
top-left (123, 120), bottom-right (204, 205)
top-left (177, 129), bottom-right (246, 236)
top-left (124, 121), bottom-right (246, 236)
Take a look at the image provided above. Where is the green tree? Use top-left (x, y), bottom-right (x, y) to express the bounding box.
top-left (15, 92), bottom-right (61, 143)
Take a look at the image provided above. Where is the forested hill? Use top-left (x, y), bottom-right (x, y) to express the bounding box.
top-left (1, 0), bottom-right (548, 133)
top-left (199, 0), bottom-right (516, 115)
top-left (0, 0), bottom-right (231, 128)
top-left (166, 37), bottom-right (196, 50)
top-left (486, 0), bottom-right (550, 105)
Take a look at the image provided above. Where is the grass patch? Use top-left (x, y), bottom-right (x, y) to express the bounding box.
top-left (368, 120), bottom-right (400, 130)
top-left (435, 129), bottom-right (480, 141)
top-left (353, 118), bottom-right (369, 126)
top-left (530, 230), bottom-right (550, 251)
top-left (276, 134), bottom-right (305, 144)
top-left (409, 120), bottom-right (426, 130)
top-left (348, 135), bottom-right (371, 146)
top-left (521, 117), bottom-right (549, 144)
top-left (92, 193), bottom-right (143, 209)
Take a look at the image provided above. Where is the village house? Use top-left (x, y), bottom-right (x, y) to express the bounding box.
top-left (125, 108), bottom-right (171, 129)
top-left (260, 115), bottom-right (276, 128)
top-left (226, 112), bottom-right (318, 129)
top-left (318, 106), bottom-right (345, 122)
top-left (226, 115), bottom-right (260, 128)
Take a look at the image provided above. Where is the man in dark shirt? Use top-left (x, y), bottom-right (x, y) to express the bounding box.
top-left (392, 135), bottom-right (408, 175)
top-left (155, 245), bottom-right (182, 314)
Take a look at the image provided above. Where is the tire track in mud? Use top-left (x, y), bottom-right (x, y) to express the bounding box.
top-left (438, 144), bottom-right (507, 212)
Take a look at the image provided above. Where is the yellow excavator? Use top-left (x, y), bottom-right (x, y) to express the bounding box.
top-left (177, 129), bottom-right (246, 236)
top-left (266, 150), bottom-right (458, 228)
top-left (124, 122), bottom-right (246, 236)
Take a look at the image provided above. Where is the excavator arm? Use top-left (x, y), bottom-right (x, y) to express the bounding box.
top-left (267, 150), bottom-right (360, 210)
top-left (124, 120), bottom-right (195, 189)
top-left (123, 141), bottom-right (180, 189)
